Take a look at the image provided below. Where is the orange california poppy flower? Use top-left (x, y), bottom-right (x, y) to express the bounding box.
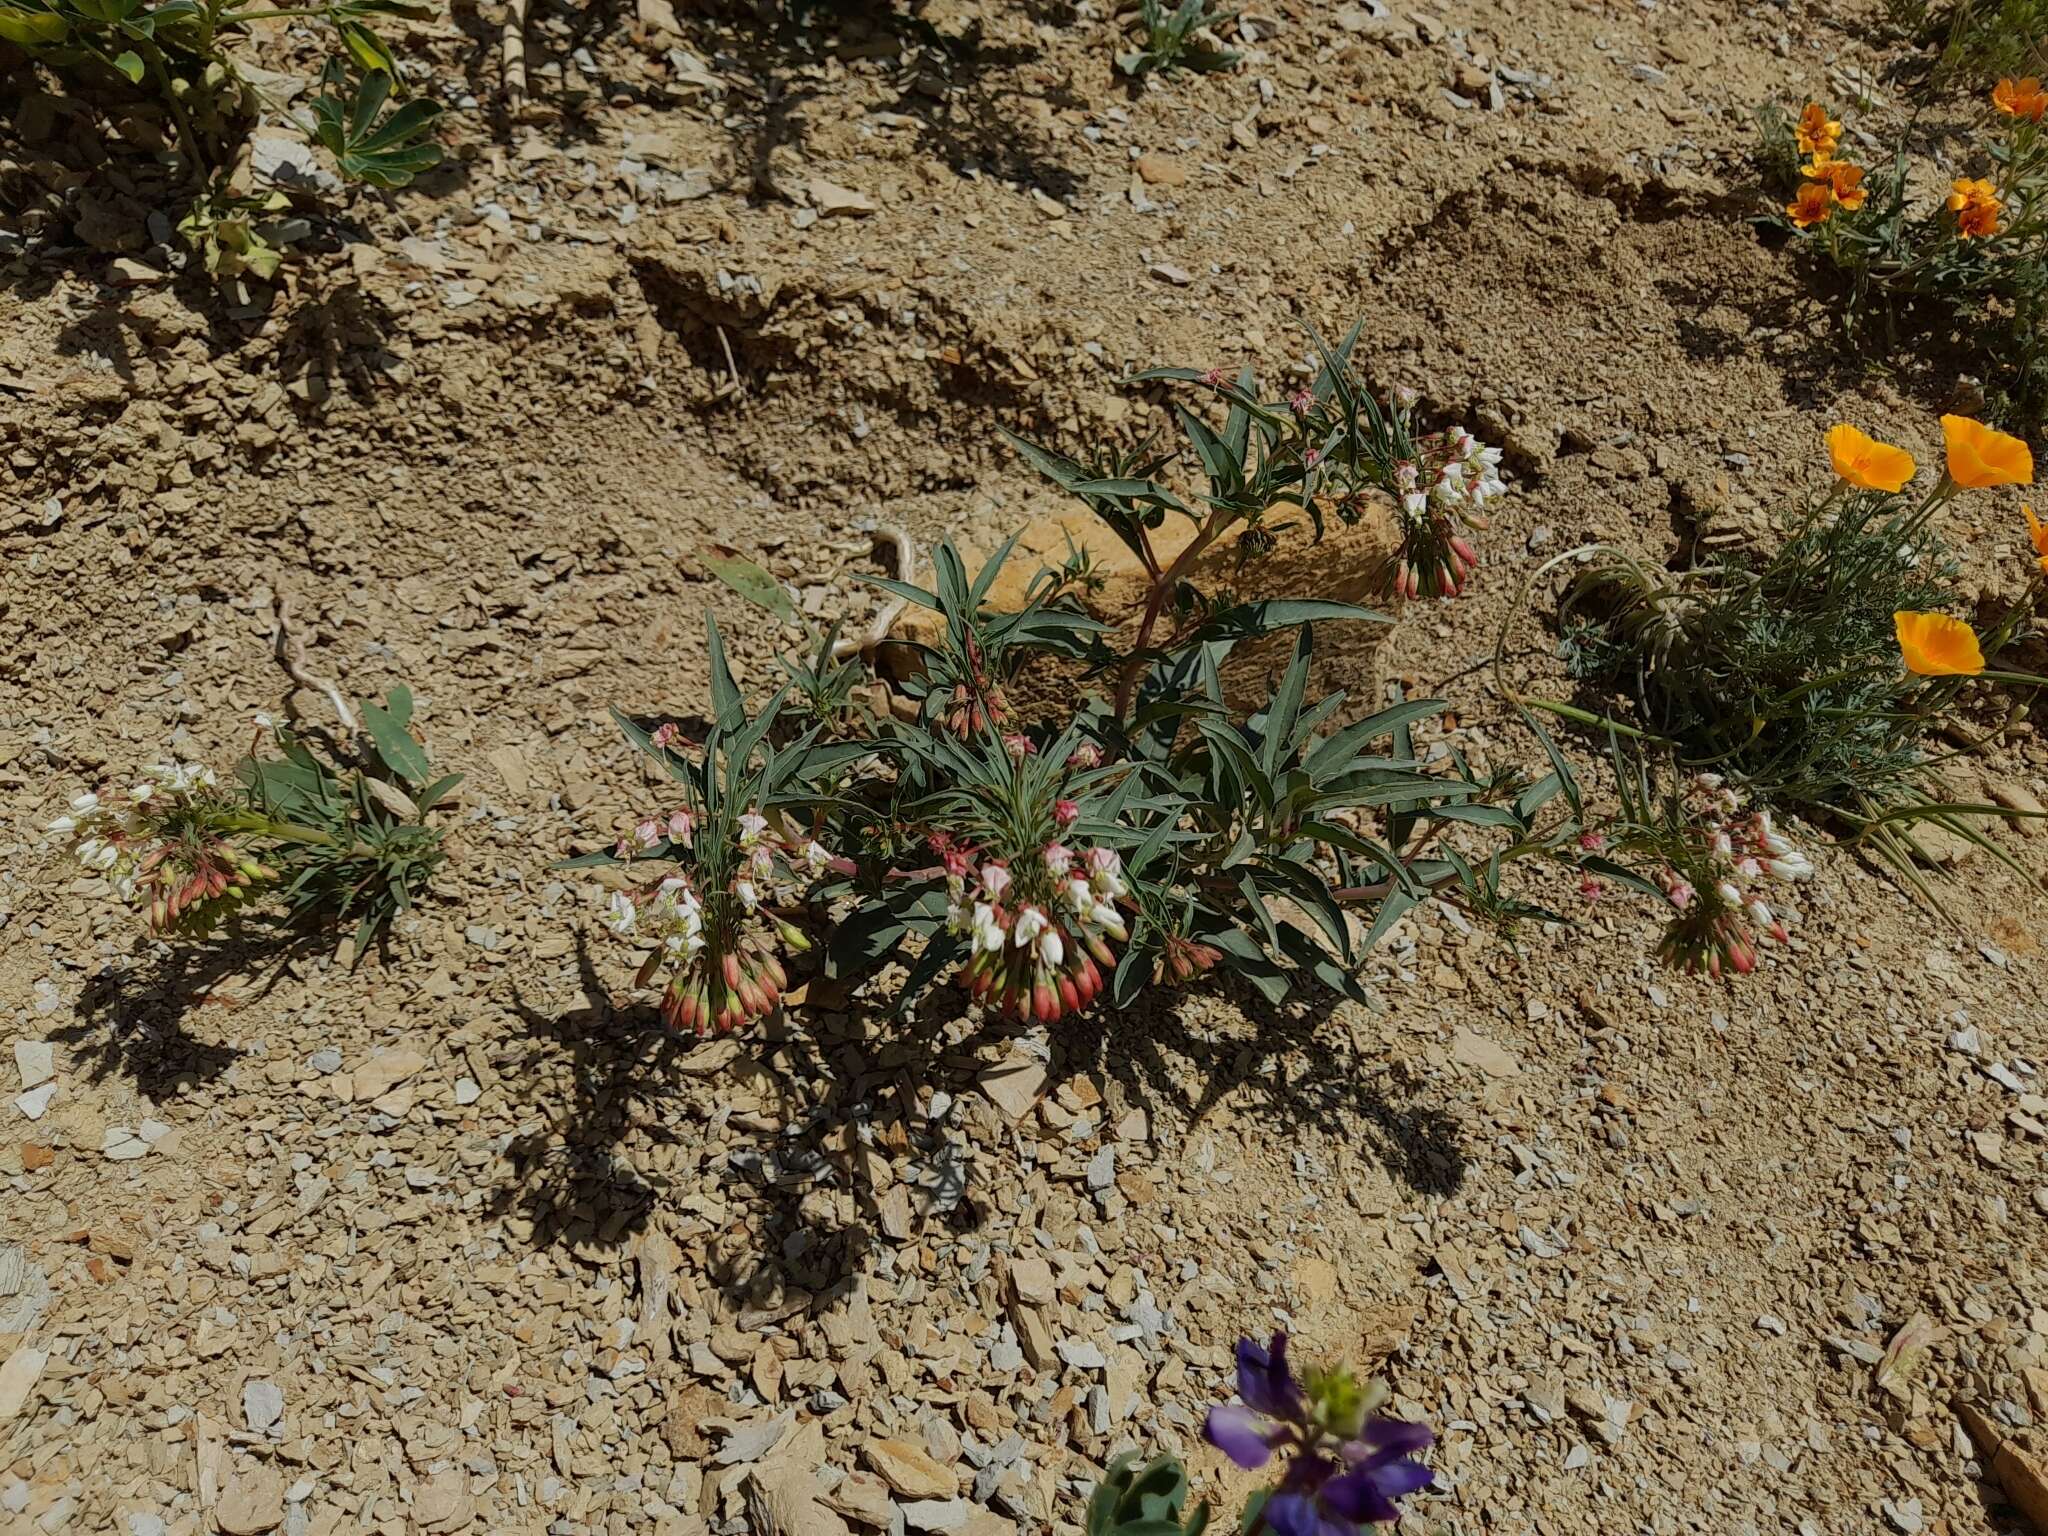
top-left (1894, 611), bottom-right (1985, 677)
top-left (1947, 177), bottom-right (2002, 238)
top-left (2026, 505), bottom-right (2048, 575)
top-left (1786, 181), bottom-right (1834, 229)
top-left (1822, 161), bottom-right (1867, 211)
top-left (1941, 413), bottom-right (2034, 488)
top-left (1795, 102), bottom-right (1842, 156)
top-left (1992, 76), bottom-right (2048, 121)
top-left (1825, 424), bottom-right (1916, 491)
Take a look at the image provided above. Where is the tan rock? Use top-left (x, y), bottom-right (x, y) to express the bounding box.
top-left (1294, 1255), bottom-right (1339, 1304)
top-left (886, 493), bottom-right (1401, 716)
top-left (1134, 151), bottom-right (1188, 186)
top-left (1008, 1256), bottom-right (1056, 1309)
top-left (0, 1345), bottom-right (47, 1420)
top-left (823, 1470), bottom-right (895, 1528)
top-left (352, 1048), bottom-right (427, 1102)
top-left (412, 1467), bottom-right (476, 1532)
top-left (747, 1463), bottom-right (852, 1536)
top-left (215, 1464), bottom-right (285, 1534)
top-left (976, 1048), bottom-right (1048, 1122)
top-left (863, 1438), bottom-right (959, 1500)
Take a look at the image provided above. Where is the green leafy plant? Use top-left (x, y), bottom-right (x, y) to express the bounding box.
top-left (584, 328), bottom-right (1622, 1031)
top-left (1116, 0), bottom-right (1239, 77)
top-left (1761, 87), bottom-right (2048, 424)
top-left (46, 686), bottom-right (460, 955)
top-left (0, 0), bottom-right (442, 273)
top-left (1894, 0), bottom-right (2048, 92)
top-left (1005, 322), bottom-right (1506, 719)
top-left (557, 618), bottom-right (870, 1035)
top-left (1085, 1454), bottom-right (1210, 1536)
top-left (1512, 413), bottom-right (2044, 895)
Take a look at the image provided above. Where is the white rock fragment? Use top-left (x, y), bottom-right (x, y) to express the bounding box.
top-left (13, 1041), bottom-right (53, 1090)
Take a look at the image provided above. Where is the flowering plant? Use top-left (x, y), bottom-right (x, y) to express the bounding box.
top-left (1204, 1333), bottom-right (1432, 1534)
top-left (1590, 764), bottom-right (1816, 977)
top-left (1763, 86), bottom-right (2048, 421)
top-left (801, 535), bottom-right (1604, 1021)
top-left (1081, 1333), bottom-right (1431, 1536)
top-left (1006, 322), bottom-right (1506, 718)
top-left (564, 618), bottom-right (867, 1034)
top-left (1526, 415), bottom-right (2045, 895)
top-left (46, 688), bottom-right (459, 954)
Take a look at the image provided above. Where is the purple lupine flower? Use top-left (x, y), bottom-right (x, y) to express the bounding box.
top-left (1202, 1332), bottom-right (1432, 1534)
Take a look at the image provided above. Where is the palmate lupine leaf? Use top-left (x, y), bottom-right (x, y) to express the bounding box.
top-left (308, 68), bottom-right (442, 188)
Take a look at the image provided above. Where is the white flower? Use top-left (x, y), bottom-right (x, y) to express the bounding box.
top-left (737, 811), bottom-right (769, 847)
top-left (1012, 906), bottom-right (1049, 950)
top-left (1042, 842), bottom-right (1073, 876)
top-left (1767, 852), bottom-right (1814, 882)
top-left (46, 814), bottom-right (77, 838)
top-left (735, 878), bottom-right (761, 912)
top-left (980, 862), bottom-right (1012, 900)
top-left (1716, 881), bottom-right (1743, 908)
top-left (946, 900), bottom-right (971, 936)
top-left (1091, 903), bottom-right (1127, 940)
top-left (130, 782), bottom-right (154, 803)
top-left (1402, 490), bottom-right (1429, 522)
top-left (797, 839), bottom-right (832, 875)
top-left (635, 819), bottom-right (663, 848)
top-left (603, 892), bottom-right (638, 936)
top-left (1035, 926), bottom-right (1063, 968)
top-left (749, 845), bottom-right (775, 882)
top-left (972, 902), bottom-right (1006, 953)
top-left (1085, 847), bottom-right (1126, 901)
top-left (69, 791), bottom-right (100, 816)
top-left (1065, 877), bottom-right (1096, 917)
top-left (667, 809), bottom-right (695, 846)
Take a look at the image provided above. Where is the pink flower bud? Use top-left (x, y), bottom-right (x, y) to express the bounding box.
top-left (1054, 799), bottom-right (1080, 828)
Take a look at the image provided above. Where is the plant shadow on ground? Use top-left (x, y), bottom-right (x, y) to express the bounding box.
top-left (467, 0), bottom-right (1085, 199)
top-left (1656, 169), bottom-right (2026, 426)
top-left (493, 933), bottom-right (1466, 1322)
top-left (54, 925), bottom-right (334, 1098)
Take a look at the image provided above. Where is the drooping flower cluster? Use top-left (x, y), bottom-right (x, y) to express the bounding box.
top-left (945, 833), bottom-right (1129, 1022)
top-left (1205, 1334), bottom-right (1433, 1535)
top-left (602, 806), bottom-right (833, 1035)
top-left (47, 764), bottom-right (279, 935)
top-left (1389, 425), bottom-right (1505, 600)
top-left (1654, 775), bottom-right (1813, 978)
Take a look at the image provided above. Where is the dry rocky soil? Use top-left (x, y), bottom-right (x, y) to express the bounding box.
top-left (6, 0), bottom-right (2048, 1531)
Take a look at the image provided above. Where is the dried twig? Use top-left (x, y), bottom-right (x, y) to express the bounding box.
top-left (270, 590), bottom-right (358, 733)
top-left (501, 0), bottom-right (528, 116)
top-left (832, 524), bottom-right (917, 663)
